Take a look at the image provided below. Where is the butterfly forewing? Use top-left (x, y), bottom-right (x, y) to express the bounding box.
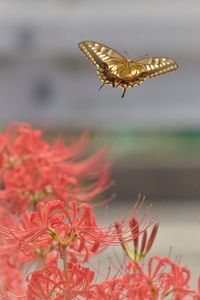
top-left (78, 41), bottom-right (130, 80)
top-left (78, 40), bottom-right (178, 97)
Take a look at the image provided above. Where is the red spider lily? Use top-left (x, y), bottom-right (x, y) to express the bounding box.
top-left (0, 258), bottom-right (26, 299)
top-left (114, 197), bottom-right (159, 262)
top-left (0, 197), bottom-right (154, 264)
top-left (26, 262), bottom-right (94, 300)
top-left (0, 198), bottom-right (157, 299)
top-left (0, 200), bottom-right (112, 264)
top-left (0, 123), bottom-right (199, 299)
top-left (89, 256), bottom-right (198, 299)
top-left (0, 123), bottom-right (112, 213)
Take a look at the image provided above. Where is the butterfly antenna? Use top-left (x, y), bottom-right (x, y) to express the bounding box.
top-left (134, 53), bottom-right (149, 60)
top-left (124, 50), bottom-right (131, 59)
top-left (125, 50), bottom-right (149, 60)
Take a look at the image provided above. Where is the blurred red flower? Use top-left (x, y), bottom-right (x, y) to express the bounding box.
top-left (0, 123), bottom-right (112, 213)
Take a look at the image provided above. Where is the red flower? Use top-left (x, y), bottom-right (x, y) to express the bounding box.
top-left (89, 256), bottom-right (197, 299)
top-left (0, 123), bottom-right (199, 299)
top-left (27, 262), bottom-right (94, 299)
top-left (114, 196), bottom-right (159, 262)
top-left (0, 258), bottom-right (26, 299)
top-left (0, 123), bottom-right (112, 213)
top-left (0, 200), bottom-right (109, 263)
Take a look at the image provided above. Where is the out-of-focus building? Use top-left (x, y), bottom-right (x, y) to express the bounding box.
top-left (0, 0), bottom-right (199, 130)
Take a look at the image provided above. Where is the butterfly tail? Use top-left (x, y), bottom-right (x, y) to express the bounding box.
top-left (121, 87), bottom-right (127, 98)
top-left (98, 83), bottom-right (105, 91)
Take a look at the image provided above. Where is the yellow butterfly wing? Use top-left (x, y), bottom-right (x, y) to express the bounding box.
top-left (133, 57), bottom-right (178, 79)
top-left (78, 41), bottom-right (131, 95)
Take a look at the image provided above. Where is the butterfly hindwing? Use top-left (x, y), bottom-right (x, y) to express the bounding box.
top-left (134, 57), bottom-right (178, 78)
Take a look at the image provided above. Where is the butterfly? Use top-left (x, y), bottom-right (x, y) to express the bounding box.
top-left (78, 41), bottom-right (178, 98)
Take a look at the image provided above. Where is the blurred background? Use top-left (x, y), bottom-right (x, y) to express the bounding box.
top-left (0, 0), bottom-right (200, 287)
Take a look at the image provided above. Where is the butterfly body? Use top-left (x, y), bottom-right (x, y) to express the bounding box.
top-left (78, 41), bottom-right (178, 98)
